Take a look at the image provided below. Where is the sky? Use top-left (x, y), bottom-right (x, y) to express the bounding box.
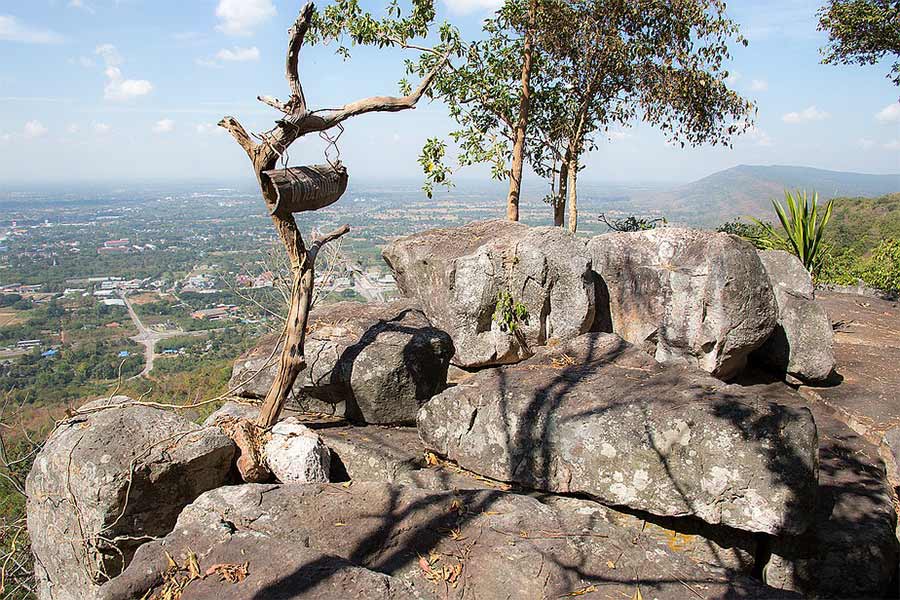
top-left (0, 0), bottom-right (899, 188)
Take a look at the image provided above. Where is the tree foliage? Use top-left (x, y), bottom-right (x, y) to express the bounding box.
top-left (416, 0), bottom-right (753, 229)
top-left (818, 0), bottom-right (900, 86)
top-left (304, 0), bottom-right (752, 228)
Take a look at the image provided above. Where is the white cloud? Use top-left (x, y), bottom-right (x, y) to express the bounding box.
top-left (216, 46), bottom-right (260, 62)
top-left (66, 123), bottom-right (81, 134)
top-left (23, 120), bottom-right (48, 139)
top-left (750, 79), bottom-right (768, 92)
top-left (93, 122), bottom-right (111, 134)
top-left (884, 139), bottom-right (900, 151)
top-left (441, 0), bottom-right (503, 15)
top-left (725, 70), bottom-right (741, 86)
top-left (96, 44), bottom-right (153, 101)
top-left (215, 0), bottom-right (276, 36)
top-left (857, 137), bottom-right (876, 150)
top-left (0, 132), bottom-right (10, 143)
top-left (103, 69), bottom-right (153, 101)
top-left (875, 103), bottom-right (900, 123)
top-left (0, 15), bottom-right (64, 44)
top-left (153, 119), bottom-right (175, 133)
top-left (95, 43), bottom-right (122, 66)
top-left (782, 105), bottom-right (830, 124)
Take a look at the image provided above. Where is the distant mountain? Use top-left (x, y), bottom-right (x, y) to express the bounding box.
top-left (634, 165), bottom-right (900, 226)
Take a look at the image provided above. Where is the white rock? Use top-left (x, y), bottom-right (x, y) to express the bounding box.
top-left (263, 418), bottom-right (330, 483)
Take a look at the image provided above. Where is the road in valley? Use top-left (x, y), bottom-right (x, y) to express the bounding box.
top-left (345, 263), bottom-right (389, 303)
top-left (120, 293), bottom-right (213, 379)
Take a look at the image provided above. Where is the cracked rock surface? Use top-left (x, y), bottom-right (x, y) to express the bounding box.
top-left (383, 219), bottom-right (595, 368)
top-left (417, 333), bottom-right (818, 535)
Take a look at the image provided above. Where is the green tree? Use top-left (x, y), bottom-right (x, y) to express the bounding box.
top-left (818, 0), bottom-right (900, 86)
top-left (529, 0), bottom-right (753, 232)
top-left (418, 0), bottom-right (752, 231)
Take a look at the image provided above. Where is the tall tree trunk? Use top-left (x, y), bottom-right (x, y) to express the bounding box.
top-left (553, 149), bottom-right (569, 227)
top-left (567, 153), bottom-right (578, 233)
top-left (506, 0), bottom-right (538, 222)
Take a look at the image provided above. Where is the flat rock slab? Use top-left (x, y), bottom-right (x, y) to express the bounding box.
top-left (803, 291), bottom-right (900, 438)
top-left (734, 370), bottom-right (899, 598)
top-left (383, 219), bottom-right (595, 368)
top-left (418, 333), bottom-right (818, 535)
top-left (230, 300), bottom-right (453, 424)
top-left (320, 420), bottom-right (758, 573)
top-left (588, 228), bottom-right (776, 379)
top-left (101, 482), bottom-right (796, 600)
top-left (26, 397), bottom-right (235, 600)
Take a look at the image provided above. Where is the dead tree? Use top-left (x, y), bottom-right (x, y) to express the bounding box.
top-left (219, 1), bottom-right (446, 482)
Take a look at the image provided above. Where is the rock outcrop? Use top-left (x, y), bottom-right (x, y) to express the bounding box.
top-left (230, 300), bottom-right (453, 424)
top-left (588, 228), bottom-right (776, 379)
top-left (754, 250), bottom-right (835, 383)
top-left (418, 333), bottom-right (818, 535)
top-left (26, 397), bottom-right (235, 600)
top-left (383, 220), bottom-right (595, 368)
top-left (101, 483), bottom-right (795, 600)
top-left (735, 371), bottom-right (898, 598)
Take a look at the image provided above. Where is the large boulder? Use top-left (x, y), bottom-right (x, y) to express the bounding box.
top-left (101, 482), bottom-right (796, 599)
top-left (383, 219), bottom-right (595, 368)
top-left (418, 333), bottom-right (818, 535)
top-left (734, 371), bottom-right (898, 598)
top-left (230, 300), bottom-right (454, 424)
top-left (754, 250), bottom-right (835, 383)
top-left (26, 397), bottom-right (235, 600)
top-left (588, 228), bottom-right (776, 379)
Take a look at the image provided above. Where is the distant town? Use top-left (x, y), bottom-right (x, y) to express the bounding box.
top-left (0, 180), bottom-right (665, 409)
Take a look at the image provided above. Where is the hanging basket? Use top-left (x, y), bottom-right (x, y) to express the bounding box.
top-left (261, 162), bottom-right (348, 215)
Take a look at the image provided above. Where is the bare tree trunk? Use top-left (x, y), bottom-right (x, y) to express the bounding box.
top-left (506, 0), bottom-right (538, 222)
top-left (567, 153), bottom-right (578, 233)
top-left (553, 149), bottom-right (569, 227)
top-left (219, 1), bottom-right (445, 482)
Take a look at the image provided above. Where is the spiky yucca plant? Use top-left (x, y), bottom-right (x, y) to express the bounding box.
top-left (754, 190), bottom-right (834, 274)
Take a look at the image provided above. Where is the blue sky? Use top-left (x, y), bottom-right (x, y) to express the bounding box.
top-left (0, 0), bottom-right (898, 186)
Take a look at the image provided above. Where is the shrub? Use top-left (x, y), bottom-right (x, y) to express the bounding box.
top-left (717, 219), bottom-right (787, 251)
top-left (598, 214), bottom-right (666, 232)
top-left (753, 190), bottom-right (834, 274)
top-left (860, 239), bottom-right (900, 292)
